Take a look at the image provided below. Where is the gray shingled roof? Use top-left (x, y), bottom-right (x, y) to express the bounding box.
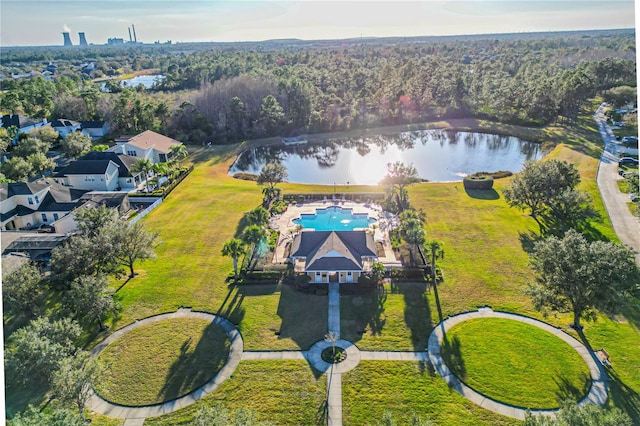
top-left (77, 151), bottom-right (137, 177)
top-left (0, 180), bottom-right (50, 201)
top-left (57, 160), bottom-right (112, 175)
top-left (290, 231), bottom-right (376, 271)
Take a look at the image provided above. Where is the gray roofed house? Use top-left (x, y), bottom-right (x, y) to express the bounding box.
top-left (80, 121), bottom-right (110, 140)
top-left (51, 119), bottom-right (82, 138)
top-left (0, 178), bottom-right (90, 231)
top-left (0, 114), bottom-right (48, 141)
top-left (53, 152), bottom-right (142, 191)
top-left (290, 230), bottom-right (377, 283)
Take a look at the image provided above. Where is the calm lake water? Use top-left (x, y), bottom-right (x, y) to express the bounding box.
top-left (100, 74), bottom-right (165, 91)
top-left (229, 130), bottom-right (543, 184)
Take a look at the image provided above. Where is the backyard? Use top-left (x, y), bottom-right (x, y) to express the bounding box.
top-left (8, 111), bottom-right (637, 425)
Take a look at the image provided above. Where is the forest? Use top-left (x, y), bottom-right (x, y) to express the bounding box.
top-left (1, 29), bottom-right (636, 145)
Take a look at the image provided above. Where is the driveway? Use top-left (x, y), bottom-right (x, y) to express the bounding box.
top-left (593, 104), bottom-right (640, 264)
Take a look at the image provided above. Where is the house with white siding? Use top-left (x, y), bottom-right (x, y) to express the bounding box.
top-left (54, 151), bottom-right (142, 191)
top-left (290, 230), bottom-right (377, 283)
top-left (51, 119), bottom-right (82, 138)
top-left (108, 130), bottom-right (183, 164)
top-left (0, 179), bottom-right (89, 231)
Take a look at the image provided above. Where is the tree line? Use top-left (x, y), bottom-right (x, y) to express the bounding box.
top-left (1, 32), bottom-right (635, 146)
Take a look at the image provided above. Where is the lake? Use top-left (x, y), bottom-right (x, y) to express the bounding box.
top-left (229, 130), bottom-right (543, 185)
top-left (100, 74), bottom-right (165, 91)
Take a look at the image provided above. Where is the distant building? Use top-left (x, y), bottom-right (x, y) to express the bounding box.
top-left (80, 121), bottom-right (110, 140)
top-left (107, 38), bottom-right (125, 45)
top-left (62, 32), bottom-right (73, 47)
top-left (79, 32), bottom-right (88, 46)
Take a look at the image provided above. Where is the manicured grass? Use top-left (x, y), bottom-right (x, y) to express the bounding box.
top-left (82, 109), bottom-right (639, 423)
top-left (343, 361), bottom-right (519, 426)
top-left (94, 318), bottom-right (230, 406)
top-left (341, 282), bottom-right (433, 351)
top-left (442, 318), bottom-right (591, 409)
top-left (144, 361), bottom-right (326, 425)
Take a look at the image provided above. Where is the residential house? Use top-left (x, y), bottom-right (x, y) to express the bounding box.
top-left (289, 230), bottom-right (377, 283)
top-left (108, 130), bottom-right (183, 164)
top-left (0, 179), bottom-right (90, 231)
top-left (80, 121), bottom-right (110, 140)
top-left (54, 151), bottom-right (142, 191)
top-left (0, 114), bottom-right (48, 139)
top-left (51, 119), bottom-right (82, 138)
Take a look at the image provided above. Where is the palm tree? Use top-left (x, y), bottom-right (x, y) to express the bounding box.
top-left (400, 218), bottom-right (425, 265)
top-left (169, 144), bottom-right (188, 169)
top-left (221, 238), bottom-right (246, 279)
top-left (427, 240), bottom-right (445, 322)
top-left (246, 206), bottom-right (270, 228)
top-left (131, 158), bottom-right (153, 193)
top-left (242, 225), bottom-right (267, 272)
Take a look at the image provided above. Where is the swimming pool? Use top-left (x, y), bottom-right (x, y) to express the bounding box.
top-left (293, 206), bottom-right (376, 231)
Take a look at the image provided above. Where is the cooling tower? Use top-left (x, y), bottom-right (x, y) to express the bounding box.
top-left (62, 32), bottom-right (73, 47)
top-left (78, 32), bottom-right (88, 46)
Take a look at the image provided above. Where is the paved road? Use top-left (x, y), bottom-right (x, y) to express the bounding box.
top-left (594, 104), bottom-right (640, 264)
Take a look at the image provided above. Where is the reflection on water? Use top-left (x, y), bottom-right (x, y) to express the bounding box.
top-left (229, 130), bottom-right (543, 184)
top-left (100, 74), bottom-right (165, 91)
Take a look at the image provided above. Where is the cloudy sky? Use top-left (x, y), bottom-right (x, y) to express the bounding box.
top-left (0, 1), bottom-right (635, 47)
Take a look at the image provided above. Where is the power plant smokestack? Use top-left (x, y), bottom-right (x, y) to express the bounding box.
top-left (62, 32), bottom-right (73, 47)
top-left (78, 32), bottom-right (88, 46)
top-left (132, 24), bottom-right (137, 43)
top-left (128, 27), bottom-right (133, 43)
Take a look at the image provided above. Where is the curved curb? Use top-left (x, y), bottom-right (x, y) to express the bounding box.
top-left (86, 308), bottom-right (244, 420)
top-left (427, 307), bottom-right (608, 421)
top-left (307, 339), bottom-right (361, 373)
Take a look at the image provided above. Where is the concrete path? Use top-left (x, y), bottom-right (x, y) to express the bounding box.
top-left (427, 307), bottom-right (608, 421)
top-left (86, 309), bottom-right (244, 421)
top-left (325, 282), bottom-right (343, 426)
top-left (328, 282), bottom-right (341, 335)
top-left (593, 104), bottom-right (640, 265)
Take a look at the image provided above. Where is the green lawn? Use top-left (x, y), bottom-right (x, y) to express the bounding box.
top-left (341, 282), bottom-right (433, 351)
top-left (442, 318), bottom-right (591, 409)
top-left (144, 361), bottom-right (326, 425)
top-left (94, 318), bottom-right (230, 406)
top-left (342, 361), bottom-right (519, 426)
top-left (9, 110), bottom-right (640, 423)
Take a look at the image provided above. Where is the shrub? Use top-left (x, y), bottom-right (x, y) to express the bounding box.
top-left (233, 172), bottom-right (259, 181)
top-left (463, 174), bottom-right (494, 190)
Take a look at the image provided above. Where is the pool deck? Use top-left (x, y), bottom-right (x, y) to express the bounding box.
top-left (271, 201), bottom-right (399, 266)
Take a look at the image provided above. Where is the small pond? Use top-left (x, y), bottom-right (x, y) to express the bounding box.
top-left (101, 74), bottom-right (165, 91)
top-left (229, 130), bottom-right (543, 184)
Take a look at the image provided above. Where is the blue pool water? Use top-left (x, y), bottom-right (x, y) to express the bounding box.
top-left (294, 206), bottom-right (376, 231)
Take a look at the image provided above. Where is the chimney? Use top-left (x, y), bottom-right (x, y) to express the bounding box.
top-left (132, 24), bottom-right (137, 43)
top-left (62, 32), bottom-right (73, 47)
top-left (78, 32), bottom-right (88, 46)
top-left (128, 27), bottom-right (133, 43)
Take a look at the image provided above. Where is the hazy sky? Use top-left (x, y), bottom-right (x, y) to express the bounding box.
top-left (0, 1), bottom-right (635, 47)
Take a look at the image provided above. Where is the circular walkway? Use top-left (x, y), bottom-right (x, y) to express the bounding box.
top-left (427, 307), bottom-right (608, 420)
top-left (86, 308), bottom-right (244, 420)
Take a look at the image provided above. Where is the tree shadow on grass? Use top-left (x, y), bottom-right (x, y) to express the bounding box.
top-left (339, 284), bottom-right (386, 347)
top-left (277, 284), bottom-right (328, 350)
top-left (617, 296), bottom-right (640, 330)
top-left (518, 231), bottom-right (542, 254)
top-left (4, 374), bottom-right (49, 419)
top-left (441, 335), bottom-right (466, 379)
top-left (217, 285), bottom-right (246, 326)
top-left (464, 188), bottom-right (500, 200)
top-left (607, 368), bottom-right (640, 423)
top-left (554, 372), bottom-right (591, 404)
top-left (396, 282), bottom-right (433, 351)
top-left (158, 321), bottom-right (232, 402)
top-left (576, 326), bottom-right (640, 423)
